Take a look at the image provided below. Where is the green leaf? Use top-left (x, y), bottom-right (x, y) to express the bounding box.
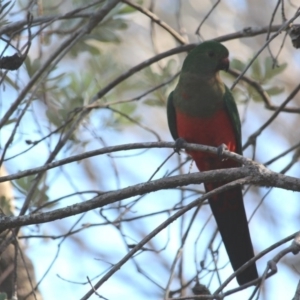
top-left (164, 59), bottom-right (177, 75)
top-left (247, 86), bottom-right (263, 102)
top-left (264, 57), bottom-right (287, 80)
top-left (103, 18), bottom-right (128, 31)
top-left (0, 292), bottom-right (7, 300)
top-left (13, 174), bottom-right (49, 208)
top-left (47, 72), bottom-right (66, 82)
top-left (111, 102), bottom-right (138, 127)
top-left (251, 58), bottom-right (263, 81)
top-left (231, 87), bottom-right (247, 104)
top-left (0, 195), bottom-right (14, 215)
top-left (82, 41), bottom-right (101, 55)
top-left (265, 86), bottom-right (285, 96)
top-left (89, 29), bottom-right (120, 43)
top-left (144, 98), bottom-right (164, 106)
top-left (24, 57), bottom-right (41, 78)
top-left (117, 103), bottom-right (136, 115)
top-left (230, 58), bottom-right (245, 71)
top-left (118, 4), bottom-right (136, 14)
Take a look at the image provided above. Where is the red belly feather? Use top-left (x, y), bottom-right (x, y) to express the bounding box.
top-left (176, 109), bottom-right (239, 171)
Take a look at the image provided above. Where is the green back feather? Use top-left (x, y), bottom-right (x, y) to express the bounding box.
top-left (167, 91), bottom-right (179, 140)
top-left (223, 86), bottom-right (242, 154)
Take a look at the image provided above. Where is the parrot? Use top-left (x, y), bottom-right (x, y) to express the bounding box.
top-left (167, 40), bottom-right (258, 285)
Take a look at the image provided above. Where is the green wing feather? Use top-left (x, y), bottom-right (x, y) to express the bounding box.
top-left (223, 86), bottom-right (242, 155)
top-left (167, 91), bottom-right (179, 140)
top-left (168, 85), bottom-right (242, 154)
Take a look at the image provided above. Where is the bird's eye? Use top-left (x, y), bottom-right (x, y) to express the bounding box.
top-left (208, 51), bottom-right (215, 57)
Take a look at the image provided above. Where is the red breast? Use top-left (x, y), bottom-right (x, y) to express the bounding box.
top-left (176, 109), bottom-right (239, 171)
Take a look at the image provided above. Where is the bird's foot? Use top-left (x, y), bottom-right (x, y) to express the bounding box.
top-left (174, 137), bottom-right (186, 154)
top-left (217, 143), bottom-right (228, 161)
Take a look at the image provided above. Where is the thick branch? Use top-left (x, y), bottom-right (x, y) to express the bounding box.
top-left (0, 168), bottom-right (246, 231)
top-left (0, 157), bottom-right (299, 231)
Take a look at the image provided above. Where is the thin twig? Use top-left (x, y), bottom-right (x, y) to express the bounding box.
top-left (122, 0), bottom-right (187, 45)
top-left (243, 83), bottom-right (300, 149)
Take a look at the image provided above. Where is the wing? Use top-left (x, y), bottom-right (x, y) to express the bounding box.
top-left (167, 91), bottom-right (179, 140)
top-left (223, 86), bottom-right (242, 155)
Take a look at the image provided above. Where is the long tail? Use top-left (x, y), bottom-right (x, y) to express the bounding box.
top-left (206, 184), bottom-right (258, 285)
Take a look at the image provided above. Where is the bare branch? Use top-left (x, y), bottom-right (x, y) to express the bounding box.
top-left (122, 0), bottom-right (187, 45)
top-left (243, 83), bottom-right (300, 149)
top-left (228, 68), bottom-right (300, 113)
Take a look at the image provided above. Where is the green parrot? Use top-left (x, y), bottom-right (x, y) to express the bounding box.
top-left (167, 40), bottom-right (258, 285)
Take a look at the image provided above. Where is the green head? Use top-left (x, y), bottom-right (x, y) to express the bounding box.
top-left (181, 41), bottom-right (229, 77)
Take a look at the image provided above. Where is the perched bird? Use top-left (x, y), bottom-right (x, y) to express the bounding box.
top-left (167, 40), bottom-right (258, 285)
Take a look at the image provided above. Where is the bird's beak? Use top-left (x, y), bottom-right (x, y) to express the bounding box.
top-left (218, 57), bottom-right (229, 72)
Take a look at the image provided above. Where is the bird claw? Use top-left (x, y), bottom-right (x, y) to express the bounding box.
top-left (174, 137), bottom-right (186, 154)
top-left (217, 143), bottom-right (228, 161)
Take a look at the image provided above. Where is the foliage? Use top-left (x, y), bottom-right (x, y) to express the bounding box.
top-left (230, 56), bottom-right (287, 102)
